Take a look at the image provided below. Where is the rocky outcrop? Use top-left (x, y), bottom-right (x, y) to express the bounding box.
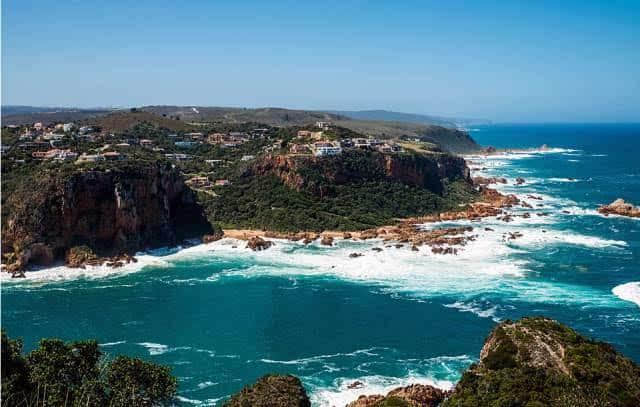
top-left (348, 384), bottom-right (448, 407)
top-left (248, 150), bottom-right (471, 197)
top-left (443, 317), bottom-right (640, 406)
top-left (2, 163), bottom-right (212, 272)
top-left (598, 198), bottom-right (640, 218)
top-left (224, 374), bottom-right (310, 407)
top-left (473, 176), bottom-right (507, 186)
top-left (246, 236), bottom-right (273, 251)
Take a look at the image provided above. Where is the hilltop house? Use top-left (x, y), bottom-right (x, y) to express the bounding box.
top-left (290, 144), bottom-right (311, 154)
top-left (313, 141), bottom-right (342, 157)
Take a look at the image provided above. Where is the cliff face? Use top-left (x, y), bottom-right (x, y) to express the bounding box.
top-left (2, 163), bottom-right (212, 270)
top-left (249, 151), bottom-right (471, 197)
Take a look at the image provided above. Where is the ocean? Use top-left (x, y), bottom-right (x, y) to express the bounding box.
top-left (2, 123), bottom-right (639, 406)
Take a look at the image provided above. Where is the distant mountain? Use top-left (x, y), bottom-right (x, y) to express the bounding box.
top-left (1, 105), bottom-right (113, 125)
top-left (331, 109), bottom-right (491, 128)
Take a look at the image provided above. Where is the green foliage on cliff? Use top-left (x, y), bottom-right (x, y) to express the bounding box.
top-left (202, 176), bottom-right (475, 232)
top-left (1, 331), bottom-right (177, 407)
top-left (443, 317), bottom-right (640, 407)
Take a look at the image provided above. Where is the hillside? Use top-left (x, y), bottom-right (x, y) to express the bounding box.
top-left (1, 107), bottom-right (112, 126)
top-left (140, 106), bottom-right (480, 153)
top-left (204, 149), bottom-right (476, 232)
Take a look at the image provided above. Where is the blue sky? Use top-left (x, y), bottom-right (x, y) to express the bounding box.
top-left (2, 0), bottom-right (639, 122)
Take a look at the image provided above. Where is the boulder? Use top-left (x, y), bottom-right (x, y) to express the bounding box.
top-left (224, 374), bottom-right (310, 407)
top-left (321, 235), bottom-right (334, 246)
top-left (598, 198), bottom-right (640, 218)
top-left (347, 384), bottom-right (448, 407)
top-left (246, 236), bottom-right (273, 251)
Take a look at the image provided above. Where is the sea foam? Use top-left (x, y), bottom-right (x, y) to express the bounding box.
top-left (612, 282), bottom-right (640, 308)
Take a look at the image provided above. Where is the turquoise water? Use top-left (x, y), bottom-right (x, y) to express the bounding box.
top-left (2, 124), bottom-right (639, 406)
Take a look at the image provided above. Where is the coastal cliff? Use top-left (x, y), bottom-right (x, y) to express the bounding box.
top-left (205, 150), bottom-right (477, 232)
top-left (226, 317), bottom-right (640, 406)
top-left (1, 162), bottom-right (213, 272)
top-left (248, 150), bottom-right (471, 196)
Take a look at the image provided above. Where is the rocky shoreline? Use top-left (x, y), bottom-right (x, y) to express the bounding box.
top-left (223, 184), bottom-right (528, 256)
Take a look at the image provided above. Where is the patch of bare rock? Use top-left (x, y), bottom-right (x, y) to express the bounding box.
top-left (598, 198), bottom-right (640, 218)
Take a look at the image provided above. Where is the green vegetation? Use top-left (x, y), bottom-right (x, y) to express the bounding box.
top-left (223, 374), bottom-right (310, 407)
top-left (203, 176), bottom-right (475, 232)
top-left (444, 317), bottom-right (640, 407)
top-left (1, 331), bottom-right (177, 407)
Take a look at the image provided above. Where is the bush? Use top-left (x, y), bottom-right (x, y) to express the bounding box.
top-left (0, 331), bottom-right (177, 407)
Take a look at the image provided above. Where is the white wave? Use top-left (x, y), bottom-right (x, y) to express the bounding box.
top-left (591, 154), bottom-right (608, 157)
top-left (137, 342), bottom-right (169, 356)
top-left (100, 340), bottom-right (126, 347)
top-left (509, 229), bottom-right (627, 249)
top-left (309, 373), bottom-right (457, 407)
top-left (196, 381), bottom-right (218, 390)
top-left (444, 301), bottom-right (501, 322)
top-left (548, 177), bottom-right (580, 183)
top-left (0, 254), bottom-right (171, 284)
top-left (175, 396), bottom-right (221, 406)
top-left (568, 159), bottom-right (580, 162)
top-left (258, 348), bottom-right (384, 367)
top-left (612, 282), bottom-right (640, 308)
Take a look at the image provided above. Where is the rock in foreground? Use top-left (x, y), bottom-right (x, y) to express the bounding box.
top-left (443, 317), bottom-right (640, 406)
top-left (598, 198), bottom-right (640, 218)
top-left (348, 383), bottom-right (448, 407)
top-left (224, 374), bottom-right (310, 407)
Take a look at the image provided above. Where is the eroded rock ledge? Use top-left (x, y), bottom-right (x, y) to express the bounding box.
top-left (598, 198), bottom-right (640, 218)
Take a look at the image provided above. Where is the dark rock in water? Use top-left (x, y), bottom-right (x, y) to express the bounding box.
top-left (349, 253), bottom-right (363, 258)
top-left (372, 247), bottom-right (383, 252)
top-left (485, 227), bottom-right (494, 231)
top-left (246, 236), bottom-right (273, 251)
top-left (224, 374), bottom-right (310, 407)
top-left (515, 177), bottom-right (526, 185)
top-left (411, 245), bottom-right (419, 251)
top-left (203, 232), bottom-right (223, 243)
top-left (320, 235), bottom-right (334, 246)
top-left (598, 198), bottom-right (640, 218)
top-left (395, 244), bottom-right (404, 249)
top-left (348, 381), bottom-right (364, 389)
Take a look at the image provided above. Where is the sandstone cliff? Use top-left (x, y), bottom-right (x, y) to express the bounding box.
top-left (248, 150), bottom-right (471, 197)
top-left (2, 162), bottom-right (213, 271)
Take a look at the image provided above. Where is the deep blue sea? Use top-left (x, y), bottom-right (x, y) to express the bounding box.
top-left (2, 124), bottom-right (639, 406)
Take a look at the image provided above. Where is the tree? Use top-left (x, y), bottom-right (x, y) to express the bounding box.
top-left (0, 332), bottom-right (177, 407)
top-left (1, 331), bottom-right (31, 406)
top-left (106, 356), bottom-right (177, 406)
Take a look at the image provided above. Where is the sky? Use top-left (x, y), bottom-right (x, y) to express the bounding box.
top-left (2, 0), bottom-right (639, 122)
